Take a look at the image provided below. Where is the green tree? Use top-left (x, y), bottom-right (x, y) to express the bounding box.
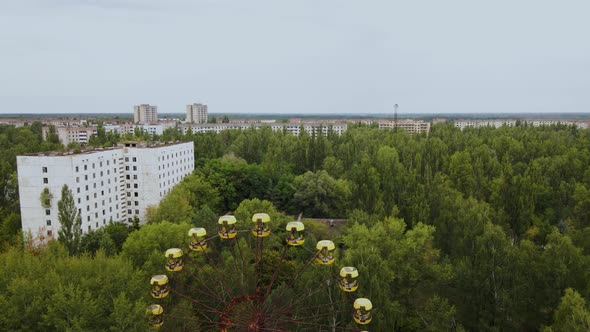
top-left (291, 170), bottom-right (350, 218)
top-left (542, 288), bottom-right (590, 332)
top-left (57, 185), bottom-right (82, 255)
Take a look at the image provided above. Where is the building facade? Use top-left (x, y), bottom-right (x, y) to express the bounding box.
top-left (42, 126), bottom-right (98, 145)
top-left (378, 119), bottom-right (431, 134)
top-left (453, 119), bottom-right (588, 130)
top-left (179, 122), bottom-right (348, 136)
top-left (17, 141), bottom-right (194, 238)
top-left (186, 103), bottom-right (208, 124)
top-left (133, 104), bottom-right (158, 124)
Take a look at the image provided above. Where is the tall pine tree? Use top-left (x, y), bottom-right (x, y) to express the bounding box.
top-left (57, 184), bottom-right (82, 255)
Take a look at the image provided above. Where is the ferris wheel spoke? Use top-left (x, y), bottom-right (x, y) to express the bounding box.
top-left (263, 243), bottom-right (288, 300)
top-left (290, 299), bottom-right (351, 314)
top-left (200, 244), bottom-right (237, 300)
top-left (271, 315), bottom-right (363, 331)
top-left (165, 304), bottom-right (219, 323)
top-left (182, 256), bottom-right (230, 304)
top-left (178, 266), bottom-right (229, 305)
top-left (274, 250), bottom-right (319, 300)
top-left (222, 238), bottom-right (248, 297)
top-left (168, 288), bottom-right (225, 316)
top-left (162, 313), bottom-right (220, 329)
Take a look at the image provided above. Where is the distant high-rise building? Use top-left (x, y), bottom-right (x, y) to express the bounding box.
top-left (134, 104), bottom-right (158, 124)
top-left (186, 103), bottom-right (208, 124)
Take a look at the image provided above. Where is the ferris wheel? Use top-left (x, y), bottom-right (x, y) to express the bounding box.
top-left (147, 213), bottom-right (374, 331)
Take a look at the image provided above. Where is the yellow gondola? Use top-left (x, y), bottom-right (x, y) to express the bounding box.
top-left (315, 240), bottom-right (336, 265)
top-left (150, 275), bottom-right (169, 299)
top-left (338, 266), bottom-right (359, 292)
top-left (148, 304), bottom-right (164, 328)
top-left (218, 215), bottom-right (238, 239)
top-left (353, 298), bottom-right (373, 325)
top-left (165, 248), bottom-right (184, 272)
top-left (251, 213), bottom-right (271, 237)
top-left (285, 221), bottom-right (305, 246)
top-left (188, 227), bottom-right (207, 251)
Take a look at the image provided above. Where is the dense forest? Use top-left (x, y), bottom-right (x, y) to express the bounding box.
top-left (1, 122), bottom-right (590, 331)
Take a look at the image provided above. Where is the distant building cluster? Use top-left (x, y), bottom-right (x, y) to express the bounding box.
top-left (180, 122), bottom-right (348, 136)
top-left (377, 119), bottom-right (431, 135)
top-left (17, 141), bottom-right (194, 237)
top-left (454, 119), bottom-right (588, 130)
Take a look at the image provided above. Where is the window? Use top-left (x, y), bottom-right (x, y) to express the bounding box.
top-left (94, 203), bottom-right (97, 208)
top-left (47, 230), bottom-right (53, 237)
top-left (87, 206), bottom-right (90, 211)
top-left (77, 198), bottom-right (81, 204)
top-left (133, 166), bottom-right (137, 171)
top-left (100, 171), bottom-right (103, 176)
top-left (128, 209), bottom-right (132, 214)
top-left (134, 192), bottom-right (138, 197)
top-left (125, 157), bottom-right (129, 162)
top-left (102, 210), bottom-right (105, 215)
top-left (86, 195), bottom-right (89, 200)
top-left (126, 175), bottom-right (130, 180)
top-left (134, 201), bottom-right (138, 206)
top-left (84, 175), bottom-right (88, 180)
top-left (132, 157), bottom-right (137, 162)
top-left (133, 175), bottom-right (137, 180)
top-left (88, 225), bottom-right (91, 231)
top-left (45, 209), bottom-right (50, 216)
top-left (125, 166), bottom-right (129, 171)
top-left (85, 185), bottom-right (88, 190)
top-left (135, 209), bottom-right (139, 214)
top-left (93, 183), bottom-right (96, 188)
top-left (46, 220), bottom-right (51, 226)
top-left (84, 165), bottom-right (87, 170)
top-left (127, 184), bottom-right (130, 188)
top-left (75, 166), bottom-right (79, 172)
top-left (127, 192), bottom-right (131, 197)
top-left (42, 167), bottom-right (47, 173)
top-left (95, 213), bottom-right (98, 218)
top-left (77, 188), bottom-right (80, 193)
top-left (94, 193), bottom-right (97, 198)
top-left (101, 190), bottom-right (104, 195)
top-left (43, 178), bottom-right (48, 184)
top-left (92, 163), bottom-right (95, 169)
top-left (76, 177), bottom-right (80, 183)
top-left (93, 173), bottom-right (96, 179)
top-left (100, 162), bottom-right (103, 167)
top-left (87, 216), bottom-right (90, 221)
top-left (134, 184), bottom-right (138, 188)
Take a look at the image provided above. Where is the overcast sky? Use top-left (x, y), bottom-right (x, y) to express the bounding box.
top-left (1, 0), bottom-right (589, 114)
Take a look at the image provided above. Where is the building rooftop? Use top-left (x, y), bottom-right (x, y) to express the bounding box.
top-left (22, 141), bottom-right (190, 157)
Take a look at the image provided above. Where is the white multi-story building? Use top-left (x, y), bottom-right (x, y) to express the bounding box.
top-left (134, 104), bottom-right (158, 124)
top-left (186, 103), bottom-right (208, 124)
top-left (378, 119), bottom-right (431, 135)
top-left (42, 126), bottom-right (98, 145)
top-left (17, 141), bottom-right (194, 238)
top-left (179, 122), bottom-right (348, 136)
top-left (453, 119), bottom-right (588, 130)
